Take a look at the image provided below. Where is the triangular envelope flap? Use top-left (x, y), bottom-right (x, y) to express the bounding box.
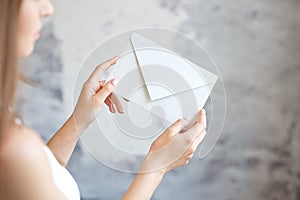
top-left (130, 32), bottom-right (218, 101)
top-left (188, 61), bottom-right (219, 89)
top-left (131, 32), bottom-right (164, 51)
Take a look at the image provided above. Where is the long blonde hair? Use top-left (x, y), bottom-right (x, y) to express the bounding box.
top-left (0, 0), bottom-right (22, 134)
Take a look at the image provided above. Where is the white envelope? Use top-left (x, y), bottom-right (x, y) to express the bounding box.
top-left (107, 32), bottom-right (218, 125)
top-left (80, 32), bottom-right (220, 164)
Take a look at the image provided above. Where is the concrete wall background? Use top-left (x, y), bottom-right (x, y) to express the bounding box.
top-left (17, 0), bottom-right (300, 199)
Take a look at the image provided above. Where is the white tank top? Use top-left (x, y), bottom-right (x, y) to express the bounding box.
top-left (42, 145), bottom-right (81, 200)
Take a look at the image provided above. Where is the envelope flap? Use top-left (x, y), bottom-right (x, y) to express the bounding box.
top-left (130, 32), bottom-right (218, 101)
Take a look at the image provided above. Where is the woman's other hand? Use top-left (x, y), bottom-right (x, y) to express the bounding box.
top-left (141, 109), bottom-right (207, 175)
top-left (72, 56), bottom-right (123, 133)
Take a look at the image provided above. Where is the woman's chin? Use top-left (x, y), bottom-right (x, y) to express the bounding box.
top-left (18, 45), bottom-right (35, 58)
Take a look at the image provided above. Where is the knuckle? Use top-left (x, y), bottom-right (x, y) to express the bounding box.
top-left (177, 119), bottom-right (183, 123)
top-left (164, 130), bottom-right (174, 139)
top-left (83, 81), bottom-right (91, 89)
top-left (103, 84), bottom-right (113, 93)
top-left (83, 80), bottom-right (97, 91)
top-left (190, 145), bottom-right (197, 153)
top-left (168, 127), bottom-right (177, 134)
top-left (168, 127), bottom-right (175, 133)
top-left (187, 147), bottom-right (195, 155)
top-left (174, 119), bottom-right (182, 126)
top-left (185, 156), bottom-right (192, 162)
top-left (187, 150), bottom-right (193, 155)
top-left (96, 64), bottom-right (105, 71)
top-left (166, 131), bottom-right (173, 139)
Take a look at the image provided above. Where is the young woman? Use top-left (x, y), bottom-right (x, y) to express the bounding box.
top-left (0, 0), bottom-right (207, 199)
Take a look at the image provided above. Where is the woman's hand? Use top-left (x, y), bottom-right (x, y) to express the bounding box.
top-left (141, 109), bottom-right (207, 175)
top-left (72, 56), bottom-right (123, 133)
top-left (122, 110), bottom-right (207, 200)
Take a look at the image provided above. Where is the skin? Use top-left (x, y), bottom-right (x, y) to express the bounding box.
top-left (17, 0), bottom-right (54, 57)
top-left (0, 0), bottom-right (207, 199)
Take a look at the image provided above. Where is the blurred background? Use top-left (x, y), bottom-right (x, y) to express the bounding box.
top-left (16, 0), bottom-right (300, 199)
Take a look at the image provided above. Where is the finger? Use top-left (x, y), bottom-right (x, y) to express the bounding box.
top-left (180, 121), bottom-right (205, 145)
top-left (184, 131), bottom-right (206, 158)
top-left (187, 153), bottom-right (194, 160)
top-left (187, 130), bottom-right (206, 154)
top-left (187, 109), bottom-right (206, 136)
top-left (95, 80), bottom-right (106, 93)
top-left (194, 130), bottom-right (206, 146)
top-left (191, 120), bottom-right (206, 138)
top-left (104, 97), bottom-right (111, 107)
top-left (104, 97), bottom-right (116, 113)
top-left (109, 102), bottom-right (116, 113)
top-left (94, 81), bottom-right (105, 94)
top-left (197, 109), bottom-right (207, 128)
top-left (87, 56), bottom-right (118, 83)
top-left (166, 119), bottom-right (188, 137)
top-left (178, 153), bottom-right (193, 166)
top-left (179, 118), bottom-right (193, 133)
top-left (110, 93), bottom-right (124, 114)
top-left (94, 79), bottom-right (118, 107)
top-left (184, 160), bottom-right (190, 165)
top-left (182, 130), bottom-right (206, 159)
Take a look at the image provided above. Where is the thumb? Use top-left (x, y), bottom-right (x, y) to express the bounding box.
top-left (95, 79), bottom-right (118, 106)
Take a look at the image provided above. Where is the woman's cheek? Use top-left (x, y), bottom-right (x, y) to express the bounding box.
top-left (17, 24), bottom-right (35, 57)
top-left (17, 2), bottom-right (39, 57)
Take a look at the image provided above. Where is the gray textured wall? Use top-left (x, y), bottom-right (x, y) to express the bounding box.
top-left (17, 0), bottom-right (300, 200)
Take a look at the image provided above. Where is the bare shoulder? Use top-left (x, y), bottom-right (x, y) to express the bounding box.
top-left (0, 124), bottom-right (45, 161)
top-left (0, 124), bottom-right (48, 176)
top-left (0, 125), bottom-right (66, 199)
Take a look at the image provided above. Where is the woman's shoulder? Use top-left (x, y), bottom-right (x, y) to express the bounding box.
top-left (0, 124), bottom-right (46, 169)
top-left (0, 124), bottom-right (66, 199)
top-left (0, 125), bottom-right (57, 199)
top-left (1, 124), bottom-right (44, 153)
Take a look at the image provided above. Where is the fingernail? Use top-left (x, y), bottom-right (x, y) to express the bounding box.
top-left (112, 79), bottom-right (118, 87)
top-left (202, 109), bottom-right (206, 114)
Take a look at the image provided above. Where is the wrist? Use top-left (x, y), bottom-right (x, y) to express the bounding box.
top-left (68, 114), bottom-right (86, 135)
top-left (123, 157), bottom-right (165, 200)
top-left (139, 155), bottom-right (167, 178)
